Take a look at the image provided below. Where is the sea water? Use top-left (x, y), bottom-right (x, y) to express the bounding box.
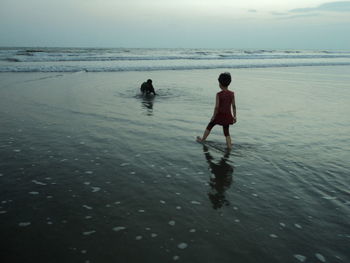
top-left (1, 47), bottom-right (350, 72)
top-left (0, 48), bottom-right (349, 263)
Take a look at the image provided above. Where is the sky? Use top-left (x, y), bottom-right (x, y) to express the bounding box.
top-left (0, 0), bottom-right (349, 49)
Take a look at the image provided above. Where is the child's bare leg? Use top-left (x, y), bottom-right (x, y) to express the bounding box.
top-left (225, 136), bottom-right (232, 149)
top-left (223, 126), bottom-right (232, 149)
top-left (197, 129), bottom-right (211, 142)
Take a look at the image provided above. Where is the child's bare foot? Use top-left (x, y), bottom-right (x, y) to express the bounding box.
top-left (196, 136), bottom-right (203, 142)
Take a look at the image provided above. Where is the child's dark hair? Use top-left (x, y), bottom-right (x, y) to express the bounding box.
top-left (218, 72), bottom-right (231, 87)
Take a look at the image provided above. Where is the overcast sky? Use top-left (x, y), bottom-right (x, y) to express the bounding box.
top-left (0, 0), bottom-right (349, 49)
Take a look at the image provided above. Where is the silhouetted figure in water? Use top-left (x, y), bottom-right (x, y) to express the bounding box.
top-left (141, 79), bottom-right (157, 95)
top-left (203, 146), bottom-right (233, 209)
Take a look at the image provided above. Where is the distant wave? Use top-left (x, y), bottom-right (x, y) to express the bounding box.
top-left (2, 53), bottom-right (350, 62)
top-left (3, 54), bottom-right (350, 63)
top-left (1, 47), bottom-right (350, 72)
top-left (1, 62), bottom-right (350, 73)
top-left (1, 47), bottom-right (350, 63)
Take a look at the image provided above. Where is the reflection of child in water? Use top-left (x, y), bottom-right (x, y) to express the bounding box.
top-left (203, 146), bottom-right (233, 209)
top-left (140, 79), bottom-right (157, 95)
top-left (197, 72), bottom-right (236, 149)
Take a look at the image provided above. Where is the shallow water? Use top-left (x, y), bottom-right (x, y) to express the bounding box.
top-left (0, 67), bottom-right (349, 263)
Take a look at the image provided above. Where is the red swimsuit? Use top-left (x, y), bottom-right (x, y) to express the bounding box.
top-left (206, 90), bottom-right (234, 136)
top-left (213, 90), bottom-right (234, 125)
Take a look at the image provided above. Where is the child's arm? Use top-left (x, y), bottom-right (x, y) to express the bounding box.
top-left (232, 93), bottom-right (237, 122)
top-left (211, 94), bottom-right (219, 121)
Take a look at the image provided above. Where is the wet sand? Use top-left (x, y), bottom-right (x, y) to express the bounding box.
top-left (0, 66), bottom-right (350, 263)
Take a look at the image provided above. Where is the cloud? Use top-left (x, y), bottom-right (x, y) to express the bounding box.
top-left (270, 12), bottom-right (287, 16)
top-left (270, 1), bottom-right (350, 20)
top-left (289, 1), bottom-right (350, 13)
top-left (277, 13), bottom-right (321, 20)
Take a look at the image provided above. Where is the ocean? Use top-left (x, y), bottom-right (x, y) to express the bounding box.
top-left (1, 47), bottom-right (350, 72)
top-left (0, 47), bottom-right (349, 263)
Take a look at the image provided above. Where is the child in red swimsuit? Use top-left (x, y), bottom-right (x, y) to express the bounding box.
top-left (197, 72), bottom-right (237, 149)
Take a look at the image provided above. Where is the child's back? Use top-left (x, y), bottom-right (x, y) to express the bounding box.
top-left (215, 90), bottom-right (234, 125)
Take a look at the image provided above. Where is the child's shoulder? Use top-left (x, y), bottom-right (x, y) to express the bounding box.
top-left (218, 89), bottom-right (234, 94)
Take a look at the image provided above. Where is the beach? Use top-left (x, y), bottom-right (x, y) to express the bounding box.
top-left (1, 63), bottom-right (350, 262)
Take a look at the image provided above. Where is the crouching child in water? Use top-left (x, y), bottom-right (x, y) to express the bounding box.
top-left (197, 72), bottom-right (237, 149)
top-left (140, 79), bottom-right (157, 95)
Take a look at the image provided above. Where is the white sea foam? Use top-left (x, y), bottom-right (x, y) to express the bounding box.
top-left (91, 187), bottom-right (101, 192)
top-left (32, 180), bottom-right (47, 185)
top-left (177, 243), bottom-right (188, 249)
top-left (294, 254), bottom-right (306, 262)
top-left (19, 222), bottom-right (31, 227)
top-left (315, 253), bottom-right (326, 262)
top-left (113, 226), bottom-right (126, 232)
top-left (168, 220), bottom-right (175, 226)
top-left (83, 230), bottom-right (96, 236)
top-left (322, 196), bottom-right (337, 200)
